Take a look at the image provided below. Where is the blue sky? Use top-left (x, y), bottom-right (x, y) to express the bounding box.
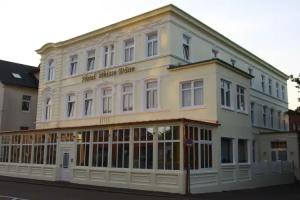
top-left (0, 0), bottom-right (299, 108)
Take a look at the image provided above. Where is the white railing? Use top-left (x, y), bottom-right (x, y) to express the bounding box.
top-left (252, 161), bottom-right (294, 175)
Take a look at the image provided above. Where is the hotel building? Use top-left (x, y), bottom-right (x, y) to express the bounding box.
top-left (0, 5), bottom-right (297, 194)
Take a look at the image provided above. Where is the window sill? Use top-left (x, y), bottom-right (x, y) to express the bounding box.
top-left (236, 110), bottom-right (248, 115)
top-left (238, 163), bottom-right (251, 166)
top-left (221, 106), bottom-right (235, 112)
top-left (190, 169), bottom-right (217, 174)
top-left (45, 80), bottom-right (55, 84)
top-left (220, 163), bottom-right (236, 167)
top-left (180, 105), bottom-right (206, 111)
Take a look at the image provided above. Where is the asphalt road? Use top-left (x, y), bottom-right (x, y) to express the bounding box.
top-left (0, 178), bottom-right (299, 200)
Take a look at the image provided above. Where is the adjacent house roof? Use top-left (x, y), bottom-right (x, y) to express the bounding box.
top-left (0, 60), bottom-right (39, 89)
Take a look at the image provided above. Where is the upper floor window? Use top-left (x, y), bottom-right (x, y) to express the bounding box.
top-left (46, 59), bottom-right (55, 81)
top-left (236, 85), bottom-right (246, 111)
top-left (104, 44), bottom-right (114, 67)
top-left (268, 79), bottom-right (272, 96)
top-left (147, 32), bottom-right (158, 57)
top-left (277, 111), bottom-right (281, 129)
top-left (220, 79), bottom-right (231, 108)
top-left (263, 106), bottom-right (267, 127)
top-left (45, 97), bottom-right (52, 121)
top-left (69, 55), bottom-right (78, 76)
top-left (122, 83), bottom-right (133, 112)
top-left (102, 87), bottom-right (112, 114)
top-left (87, 50), bottom-right (95, 71)
top-left (84, 91), bottom-right (93, 116)
top-left (21, 95), bottom-right (31, 112)
top-left (182, 34), bottom-right (190, 61)
top-left (250, 102), bottom-right (255, 125)
top-left (124, 38), bottom-right (134, 63)
top-left (66, 94), bottom-right (76, 118)
top-left (248, 68), bottom-right (253, 87)
top-left (270, 108), bottom-right (274, 128)
top-left (276, 82), bottom-right (280, 98)
top-left (145, 80), bottom-right (158, 109)
top-left (261, 75), bottom-right (265, 93)
top-left (181, 80), bottom-right (203, 107)
top-left (281, 85), bottom-right (285, 100)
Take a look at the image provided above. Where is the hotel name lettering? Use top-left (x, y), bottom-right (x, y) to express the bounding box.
top-left (82, 67), bottom-right (135, 82)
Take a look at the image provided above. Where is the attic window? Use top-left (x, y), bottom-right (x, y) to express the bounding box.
top-left (12, 73), bottom-right (22, 79)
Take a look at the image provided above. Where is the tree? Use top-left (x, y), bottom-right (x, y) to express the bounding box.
top-left (290, 73), bottom-right (300, 91)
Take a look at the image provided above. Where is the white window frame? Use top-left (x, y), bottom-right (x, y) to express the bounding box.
top-left (44, 97), bottom-right (52, 121)
top-left (87, 50), bottom-right (95, 71)
top-left (33, 134), bottom-right (45, 165)
top-left (145, 79), bottom-right (159, 110)
top-left (111, 129), bottom-right (130, 168)
top-left (180, 80), bottom-right (204, 108)
top-left (276, 82), bottom-right (280, 98)
top-left (220, 79), bottom-right (232, 109)
top-left (124, 38), bottom-right (134, 63)
top-left (46, 59), bottom-right (55, 81)
top-left (121, 83), bottom-right (134, 112)
top-left (103, 44), bottom-right (115, 67)
top-left (66, 93), bottom-right (76, 118)
top-left (92, 129), bottom-right (109, 168)
top-left (236, 85), bottom-right (246, 112)
top-left (83, 90), bottom-right (93, 117)
top-left (46, 133), bottom-right (57, 165)
top-left (102, 87), bottom-right (113, 114)
top-left (146, 31), bottom-right (158, 57)
top-left (69, 54), bottom-right (78, 76)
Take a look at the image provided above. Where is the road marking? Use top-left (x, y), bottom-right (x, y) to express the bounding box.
top-left (0, 195), bottom-right (28, 200)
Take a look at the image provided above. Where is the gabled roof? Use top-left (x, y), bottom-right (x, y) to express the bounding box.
top-left (0, 60), bottom-right (39, 89)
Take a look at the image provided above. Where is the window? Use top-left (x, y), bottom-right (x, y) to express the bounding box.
top-left (187, 126), bottom-right (212, 169)
top-left (271, 141), bottom-right (287, 161)
top-left (122, 83), bottom-right (133, 112)
top-left (145, 80), bottom-right (158, 109)
top-left (270, 109), bottom-right (274, 128)
top-left (33, 134), bottom-right (45, 164)
top-left (248, 68), bottom-right (253, 87)
top-left (61, 132), bottom-right (74, 142)
top-left (281, 85), bottom-right (285, 100)
top-left (21, 95), bottom-right (31, 112)
top-left (102, 87), bottom-right (112, 114)
top-left (263, 106), bottom-right (267, 127)
top-left (147, 32), bottom-right (158, 57)
top-left (124, 38), bottom-right (134, 63)
top-left (181, 80), bottom-right (203, 107)
top-left (21, 135), bottom-right (33, 163)
top-left (84, 91), bottom-right (93, 116)
top-left (87, 50), bottom-right (95, 71)
top-left (250, 102), bottom-right (255, 125)
top-left (133, 128), bottom-right (154, 169)
top-left (92, 130), bottom-right (109, 167)
top-left (47, 59), bottom-right (55, 81)
top-left (66, 94), bottom-right (76, 118)
top-left (236, 85), bottom-right (246, 111)
top-left (261, 75), bottom-right (265, 93)
top-left (69, 55), bottom-right (78, 75)
top-left (221, 137), bottom-right (233, 164)
top-left (268, 79), bottom-right (272, 95)
top-left (10, 135), bottom-right (21, 163)
top-left (0, 136), bottom-right (10, 162)
top-left (45, 97), bottom-right (52, 121)
top-left (112, 129), bottom-right (130, 168)
top-left (76, 131), bottom-right (90, 166)
top-left (220, 79), bottom-right (231, 108)
top-left (183, 34), bottom-right (190, 60)
top-left (277, 111), bottom-right (281, 129)
top-left (104, 45), bottom-right (114, 67)
top-left (12, 73), bottom-right (22, 79)
top-left (238, 139), bottom-right (248, 163)
top-left (46, 133), bottom-right (57, 165)
top-left (252, 140), bottom-right (256, 163)
top-left (158, 126), bottom-right (180, 170)
top-left (276, 82), bottom-right (280, 98)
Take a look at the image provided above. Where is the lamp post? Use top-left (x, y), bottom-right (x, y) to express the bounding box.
top-left (186, 138), bottom-right (193, 194)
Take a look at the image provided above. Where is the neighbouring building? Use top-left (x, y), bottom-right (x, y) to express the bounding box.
top-left (0, 60), bottom-right (39, 131)
top-left (286, 108), bottom-right (300, 132)
top-left (0, 5), bottom-right (296, 194)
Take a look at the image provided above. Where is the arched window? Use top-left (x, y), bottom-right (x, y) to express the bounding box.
top-left (45, 97), bottom-right (52, 120)
top-left (47, 59), bottom-right (55, 81)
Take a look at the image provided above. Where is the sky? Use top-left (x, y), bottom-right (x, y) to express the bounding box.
top-left (0, 0), bottom-right (299, 109)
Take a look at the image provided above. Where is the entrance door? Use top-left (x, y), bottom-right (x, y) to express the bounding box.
top-left (60, 148), bottom-right (72, 181)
